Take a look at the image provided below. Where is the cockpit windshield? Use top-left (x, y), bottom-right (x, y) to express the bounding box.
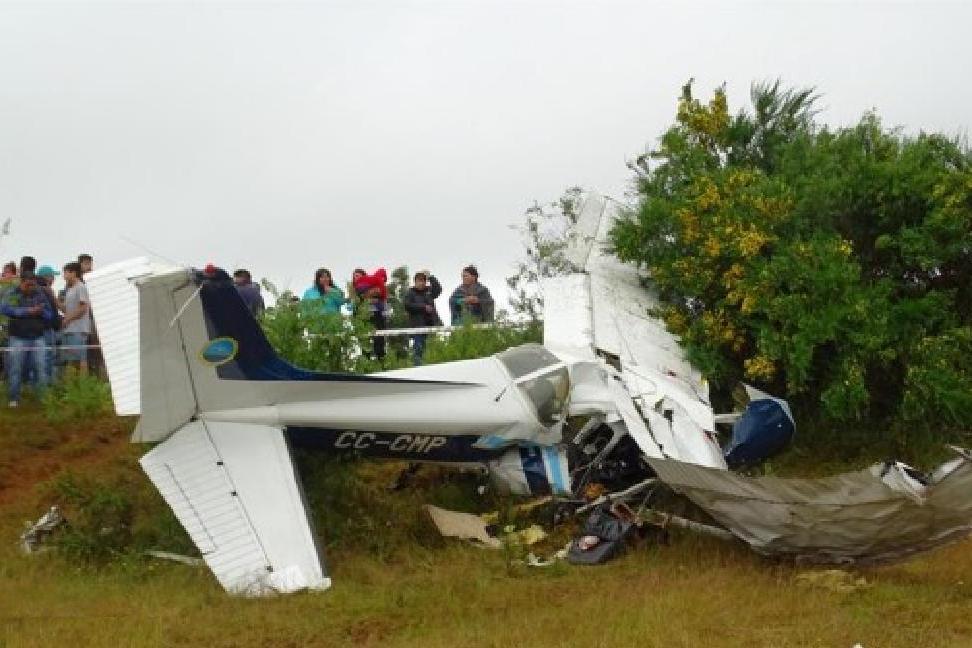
top-left (496, 344), bottom-right (561, 380)
top-left (498, 345), bottom-right (569, 427)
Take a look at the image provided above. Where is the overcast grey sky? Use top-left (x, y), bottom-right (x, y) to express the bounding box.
top-left (1, 1), bottom-right (970, 304)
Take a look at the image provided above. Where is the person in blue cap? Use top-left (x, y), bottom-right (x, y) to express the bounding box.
top-left (34, 265), bottom-right (61, 381)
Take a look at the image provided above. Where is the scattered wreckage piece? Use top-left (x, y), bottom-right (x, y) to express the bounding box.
top-left (424, 505), bottom-right (547, 549)
top-left (20, 506), bottom-right (65, 553)
top-left (145, 551), bottom-right (206, 567)
top-left (648, 450), bottom-right (972, 565)
top-left (567, 502), bottom-right (638, 565)
top-left (424, 505), bottom-right (502, 549)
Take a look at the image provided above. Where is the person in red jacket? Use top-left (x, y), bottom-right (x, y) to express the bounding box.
top-left (352, 268), bottom-right (388, 361)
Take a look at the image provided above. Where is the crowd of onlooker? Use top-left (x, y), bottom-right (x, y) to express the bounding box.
top-left (0, 254), bottom-right (98, 407)
top-left (233, 263), bottom-right (494, 366)
top-left (1, 256), bottom-right (494, 407)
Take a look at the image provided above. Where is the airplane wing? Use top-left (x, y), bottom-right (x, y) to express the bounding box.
top-left (543, 193), bottom-right (726, 469)
top-left (140, 420), bottom-right (328, 595)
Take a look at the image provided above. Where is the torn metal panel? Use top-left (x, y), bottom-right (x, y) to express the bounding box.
top-left (648, 453), bottom-right (972, 565)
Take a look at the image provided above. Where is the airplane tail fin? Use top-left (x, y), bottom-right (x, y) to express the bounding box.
top-left (88, 261), bottom-right (345, 443)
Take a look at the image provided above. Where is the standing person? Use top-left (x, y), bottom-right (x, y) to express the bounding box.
top-left (448, 265), bottom-right (494, 325)
top-left (1, 271), bottom-right (53, 406)
top-left (77, 253), bottom-right (102, 377)
top-left (35, 265), bottom-right (62, 381)
top-left (403, 270), bottom-right (442, 366)
top-left (233, 269), bottom-right (265, 317)
top-left (59, 262), bottom-right (91, 375)
top-left (352, 268), bottom-right (388, 361)
top-left (301, 268), bottom-right (345, 316)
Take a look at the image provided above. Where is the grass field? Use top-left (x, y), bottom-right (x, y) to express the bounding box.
top-left (2, 404), bottom-right (971, 647)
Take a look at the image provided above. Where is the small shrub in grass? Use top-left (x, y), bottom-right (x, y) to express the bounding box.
top-left (51, 472), bottom-right (135, 564)
top-left (41, 372), bottom-right (113, 423)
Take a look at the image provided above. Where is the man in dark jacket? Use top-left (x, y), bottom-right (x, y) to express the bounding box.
top-left (233, 269), bottom-right (265, 317)
top-left (1, 271), bottom-right (53, 406)
top-left (403, 271), bottom-right (442, 365)
top-left (449, 265), bottom-right (494, 325)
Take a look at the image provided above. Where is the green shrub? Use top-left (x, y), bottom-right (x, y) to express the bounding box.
top-left (41, 372), bottom-right (113, 423)
top-left (50, 472), bottom-right (135, 564)
top-left (612, 80), bottom-right (972, 432)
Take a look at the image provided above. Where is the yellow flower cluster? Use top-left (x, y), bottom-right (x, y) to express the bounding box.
top-left (677, 88), bottom-right (731, 145)
top-left (702, 236), bottom-right (722, 259)
top-left (695, 180), bottom-right (722, 211)
top-left (723, 263), bottom-right (745, 290)
top-left (676, 208), bottom-right (701, 243)
top-left (738, 227), bottom-right (773, 256)
top-left (701, 310), bottom-right (740, 348)
top-left (744, 355), bottom-right (776, 381)
top-left (663, 307), bottom-right (689, 335)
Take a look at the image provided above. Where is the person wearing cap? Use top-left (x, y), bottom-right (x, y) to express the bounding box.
top-left (403, 270), bottom-right (442, 366)
top-left (448, 265), bottom-right (494, 326)
top-left (1, 271), bottom-right (53, 406)
top-left (35, 265), bottom-right (61, 381)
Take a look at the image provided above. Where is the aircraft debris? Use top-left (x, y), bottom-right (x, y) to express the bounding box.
top-left (567, 502), bottom-right (638, 566)
top-left (649, 449), bottom-right (972, 565)
top-left (795, 570), bottom-right (869, 594)
top-left (424, 505), bottom-right (502, 549)
top-left (145, 550), bottom-right (206, 567)
top-left (20, 506), bottom-right (65, 553)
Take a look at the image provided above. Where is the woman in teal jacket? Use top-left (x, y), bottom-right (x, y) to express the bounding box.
top-left (301, 268), bottom-right (345, 315)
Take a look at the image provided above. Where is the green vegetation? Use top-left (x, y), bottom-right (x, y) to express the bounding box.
top-left (612, 81), bottom-right (972, 442)
top-left (40, 372), bottom-right (113, 423)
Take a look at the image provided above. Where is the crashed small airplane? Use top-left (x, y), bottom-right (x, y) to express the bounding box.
top-left (87, 193), bottom-right (972, 596)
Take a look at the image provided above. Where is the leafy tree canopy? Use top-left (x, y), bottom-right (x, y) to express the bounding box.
top-left (612, 80), bottom-right (972, 427)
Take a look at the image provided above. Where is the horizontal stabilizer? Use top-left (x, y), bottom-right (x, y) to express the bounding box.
top-left (140, 421), bottom-right (328, 595)
top-left (83, 257), bottom-right (178, 417)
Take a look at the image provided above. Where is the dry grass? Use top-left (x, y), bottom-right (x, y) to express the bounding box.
top-left (1, 407), bottom-right (971, 647)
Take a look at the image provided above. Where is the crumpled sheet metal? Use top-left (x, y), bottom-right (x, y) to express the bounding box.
top-left (648, 453), bottom-right (972, 565)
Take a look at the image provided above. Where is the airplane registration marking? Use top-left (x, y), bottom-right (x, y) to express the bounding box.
top-left (333, 431), bottom-right (448, 454)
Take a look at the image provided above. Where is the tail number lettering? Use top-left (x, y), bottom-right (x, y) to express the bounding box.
top-left (334, 432), bottom-right (447, 454)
